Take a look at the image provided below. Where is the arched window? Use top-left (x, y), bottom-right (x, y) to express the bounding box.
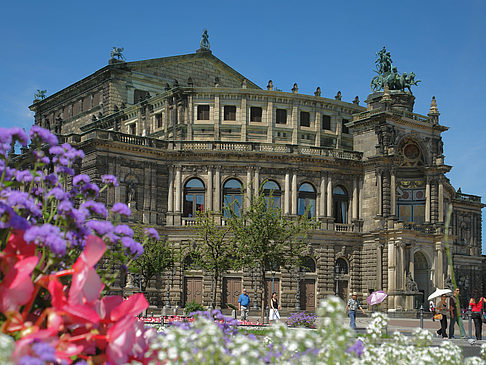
top-left (298, 183), bottom-right (316, 218)
top-left (223, 179), bottom-right (243, 217)
top-left (300, 256), bottom-right (316, 273)
top-left (396, 179), bottom-right (425, 223)
top-left (333, 186), bottom-right (349, 223)
top-left (262, 180), bottom-right (281, 209)
top-left (183, 178), bottom-right (205, 218)
top-left (335, 258), bottom-right (348, 275)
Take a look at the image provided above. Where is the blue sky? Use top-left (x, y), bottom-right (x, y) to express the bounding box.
top-left (0, 0), bottom-right (485, 251)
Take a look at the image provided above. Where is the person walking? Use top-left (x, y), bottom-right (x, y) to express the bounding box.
top-left (238, 288), bottom-right (250, 322)
top-left (436, 294), bottom-right (449, 338)
top-left (269, 292), bottom-right (280, 324)
top-left (345, 292), bottom-right (366, 329)
top-left (469, 288), bottom-right (484, 340)
top-left (449, 287), bottom-right (465, 338)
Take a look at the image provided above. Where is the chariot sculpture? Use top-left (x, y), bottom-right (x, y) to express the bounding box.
top-left (370, 46), bottom-right (420, 93)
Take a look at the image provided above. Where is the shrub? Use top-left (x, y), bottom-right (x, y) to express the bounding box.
top-left (286, 311), bottom-right (317, 328)
top-left (184, 300), bottom-right (205, 315)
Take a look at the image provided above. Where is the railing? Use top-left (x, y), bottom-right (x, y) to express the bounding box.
top-left (334, 223), bottom-right (354, 232)
top-left (181, 218), bottom-right (198, 226)
top-left (73, 130), bottom-right (363, 161)
top-left (402, 223), bottom-right (436, 234)
top-left (455, 192), bottom-right (481, 203)
top-left (353, 108), bottom-right (431, 124)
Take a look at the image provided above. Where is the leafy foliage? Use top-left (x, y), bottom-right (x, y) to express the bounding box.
top-left (184, 300), bottom-right (206, 315)
top-left (129, 224), bottom-right (175, 291)
top-left (226, 185), bottom-right (318, 322)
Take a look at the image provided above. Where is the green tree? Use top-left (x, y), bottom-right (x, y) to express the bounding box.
top-left (129, 225), bottom-right (175, 292)
top-left (191, 210), bottom-right (235, 308)
top-left (226, 187), bottom-right (317, 323)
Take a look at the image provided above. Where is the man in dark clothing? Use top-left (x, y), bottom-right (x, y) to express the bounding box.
top-left (449, 288), bottom-right (466, 338)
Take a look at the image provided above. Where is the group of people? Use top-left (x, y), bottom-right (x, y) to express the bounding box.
top-left (431, 288), bottom-right (485, 340)
top-left (237, 288), bottom-right (280, 324)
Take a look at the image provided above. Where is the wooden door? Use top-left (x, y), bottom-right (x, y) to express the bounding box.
top-left (184, 277), bottom-right (203, 305)
top-left (223, 277), bottom-right (242, 308)
top-left (265, 278), bottom-right (280, 308)
top-left (300, 279), bottom-right (316, 311)
top-left (337, 280), bottom-right (348, 302)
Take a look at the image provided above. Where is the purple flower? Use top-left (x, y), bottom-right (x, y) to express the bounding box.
top-left (111, 202), bottom-right (131, 216)
top-left (29, 125), bottom-right (58, 146)
top-left (114, 224), bottom-right (134, 237)
top-left (33, 150), bottom-right (50, 164)
top-left (24, 224), bottom-right (67, 256)
top-left (121, 236), bottom-right (143, 257)
top-left (101, 174), bottom-right (118, 187)
top-left (14, 170), bottom-right (33, 183)
top-left (44, 173), bottom-right (58, 186)
top-left (86, 220), bottom-right (114, 236)
top-left (81, 200), bottom-right (107, 218)
top-left (55, 166), bottom-right (75, 175)
top-left (0, 128), bottom-right (13, 144)
top-left (10, 127), bottom-right (29, 146)
top-left (346, 339), bottom-right (365, 357)
top-left (0, 201), bottom-right (29, 230)
top-left (32, 341), bottom-right (57, 362)
top-left (58, 200), bottom-right (73, 213)
top-left (19, 356), bottom-right (44, 365)
top-left (46, 187), bottom-right (67, 200)
top-left (73, 174), bottom-right (91, 186)
top-left (81, 183), bottom-right (99, 198)
top-left (144, 227), bottom-right (159, 241)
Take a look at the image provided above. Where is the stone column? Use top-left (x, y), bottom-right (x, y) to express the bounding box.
top-left (246, 168), bottom-right (252, 209)
top-left (284, 172), bottom-right (290, 215)
top-left (399, 243), bottom-right (405, 290)
top-left (207, 167), bottom-right (213, 211)
top-left (215, 167), bottom-right (221, 212)
top-left (214, 95), bottom-right (220, 140)
top-left (291, 173), bottom-right (298, 215)
top-left (319, 175), bottom-right (326, 217)
top-left (358, 178), bottom-right (363, 219)
top-left (387, 240), bottom-right (396, 304)
top-left (175, 166), bottom-right (182, 213)
top-left (267, 99), bottom-right (274, 143)
top-left (377, 170), bottom-right (383, 216)
top-left (240, 96), bottom-right (247, 142)
top-left (327, 174), bottom-right (333, 217)
top-left (254, 168), bottom-right (260, 196)
top-left (376, 243), bottom-right (383, 290)
top-left (391, 169), bottom-right (396, 216)
top-left (187, 94), bottom-right (193, 139)
top-left (314, 111), bottom-right (321, 147)
top-left (352, 176), bottom-right (358, 220)
top-left (425, 177), bottom-right (431, 223)
top-left (291, 104), bottom-right (298, 144)
top-left (168, 166), bottom-right (174, 213)
top-left (438, 179), bottom-right (444, 223)
top-left (435, 243), bottom-right (444, 288)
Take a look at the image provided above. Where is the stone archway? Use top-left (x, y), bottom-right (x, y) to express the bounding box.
top-left (413, 251), bottom-right (431, 306)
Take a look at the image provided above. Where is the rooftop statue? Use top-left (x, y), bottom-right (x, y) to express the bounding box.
top-left (110, 47), bottom-right (125, 61)
top-left (371, 46), bottom-right (420, 93)
top-left (200, 29), bottom-right (210, 50)
top-left (34, 89), bottom-right (47, 100)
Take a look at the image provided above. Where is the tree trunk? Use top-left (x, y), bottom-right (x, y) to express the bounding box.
top-left (260, 266), bottom-right (266, 324)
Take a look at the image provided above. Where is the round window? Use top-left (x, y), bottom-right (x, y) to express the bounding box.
top-left (403, 143), bottom-right (420, 160)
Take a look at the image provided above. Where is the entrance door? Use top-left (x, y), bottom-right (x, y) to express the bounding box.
top-left (414, 251), bottom-right (430, 306)
top-left (300, 279), bottom-right (316, 311)
top-left (184, 277), bottom-right (203, 305)
top-left (337, 280), bottom-right (348, 301)
top-left (265, 278), bottom-right (280, 308)
top-left (223, 277), bottom-right (242, 308)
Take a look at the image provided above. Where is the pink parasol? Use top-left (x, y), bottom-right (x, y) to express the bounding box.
top-left (366, 290), bottom-right (388, 306)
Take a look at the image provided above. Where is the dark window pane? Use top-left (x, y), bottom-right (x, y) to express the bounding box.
top-left (224, 106), bottom-right (236, 121)
top-left (276, 109), bottom-right (287, 124)
top-left (300, 111), bottom-right (310, 127)
top-left (250, 107), bottom-right (262, 122)
top-left (156, 113), bottom-right (163, 128)
top-left (342, 119), bottom-right (350, 134)
top-left (322, 115), bottom-right (331, 130)
top-left (197, 105), bottom-right (210, 120)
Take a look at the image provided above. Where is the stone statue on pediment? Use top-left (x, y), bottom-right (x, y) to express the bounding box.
top-left (200, 29), bottom-right (210, 50)
top-left (110, 47), bottom-right (125, 61)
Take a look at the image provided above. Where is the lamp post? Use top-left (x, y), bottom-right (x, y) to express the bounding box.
top-left (295, 268), bottom-right (302, 311)
top-left (251, 267), bottom-right (258, 311)
top-left (165, 268), bottom-right (171, 309)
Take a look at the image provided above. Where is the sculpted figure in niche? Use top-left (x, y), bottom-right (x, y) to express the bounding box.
top-left (127, 183), bottom-right (136, 203)
top-left (406, 272), bottom-right (419, 292)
